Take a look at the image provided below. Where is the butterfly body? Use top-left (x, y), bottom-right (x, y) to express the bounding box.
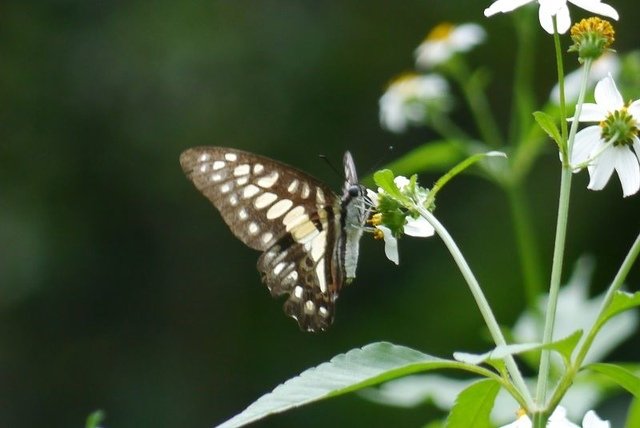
top-left (180, 147), bottom-right (368, 332)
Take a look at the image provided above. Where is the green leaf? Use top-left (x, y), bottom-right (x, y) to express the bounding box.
top-left (376, 140), bottom-right (467, 179)
top-left (533, 111), bottom-right (562, 148)
top-left (85, 410), bottom-right (105, 428)
top-left (445, 379), bottom-right (501, 428)
top-left (597, 291), bottom-right (640, 331)
top-left (217, 342), bottom-right (489, 428)
top-left (625, 396), bottom-right (640, 428)
top-left (585, 363), bottom-right (640, 397)
top-left (373, 169), bottom-right (403, 199)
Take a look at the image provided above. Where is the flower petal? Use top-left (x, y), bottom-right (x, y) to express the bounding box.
top-left (581, 410), bottom-right (610, 428)
top-left (627, 99), bottom-right (640, 121)
top-left (548, 406), bottom-right (580, 428)
top-left (450, 24), bottom-right (486, 51)
top-left (594, 75), bottom-right (623, 112)
top-left (613, 146), bottom-right (640, 197)
top-left (587, 146), bottom-right (616, 190)
top-left (574, 103), bottom-right (607, 122)
top-left (484, 0), bottom-right (533, 16)
top-left (378, 226), bottom-right (399, 265)
top-left (403, 216), bottom-right (435, 237)
top-left (569, 0), bottom-right (619, 20)
top-left (366, 188), bottom-right (379, 207)
top-left (571, 126), bottom-right (603, 166)
top-left (394, 176), bottom-right (411, 189)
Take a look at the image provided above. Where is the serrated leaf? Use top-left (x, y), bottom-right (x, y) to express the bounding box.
top-left (585, 363), bottom-right (640, 397)
top-left (216, 342), bottom-right (486, 428)
top-left (445, 379), bottom-right (501, 428)
top-left (597, 291), bottom-right (640, 331)
top-left (533, 111), bottom-right (562, 148)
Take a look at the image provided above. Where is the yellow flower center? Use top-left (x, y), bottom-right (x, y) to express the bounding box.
top-left (601, 107), bottom-right (639, 146)
top-left (368, 213), bottom-right (383, 226)
top-left (571, 17), bottom-right (615, 47)
top-left (425, 22), bottom-right (455, 42)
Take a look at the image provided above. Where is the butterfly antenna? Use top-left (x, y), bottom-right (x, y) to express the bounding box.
top-left (318, 154), bottom-right (344, 179)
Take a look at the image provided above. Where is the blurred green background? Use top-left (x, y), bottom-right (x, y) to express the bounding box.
top-left (2, 1), bottom-right (640, 427)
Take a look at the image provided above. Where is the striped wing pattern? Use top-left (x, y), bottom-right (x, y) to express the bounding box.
top-left (180, 147), bottom-right (346, 332)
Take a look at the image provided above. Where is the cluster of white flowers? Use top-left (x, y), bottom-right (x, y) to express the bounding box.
top-left (500, 406), bottom-right (610, 428)
top-left (484, 0), bottom-right (618, 34)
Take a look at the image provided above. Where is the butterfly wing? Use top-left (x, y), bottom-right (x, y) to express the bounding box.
top-left (180, 147), bottom-right (345, 331)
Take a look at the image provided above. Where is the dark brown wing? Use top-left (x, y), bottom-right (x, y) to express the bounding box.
top-left (180, 146), bottom-right (345, 331)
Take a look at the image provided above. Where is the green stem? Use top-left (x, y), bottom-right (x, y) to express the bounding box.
top-left (506, 184), bottom-right (544, 307)
top-left (415, 205), bottom-right (535, 409)
top-left (547, 232), bottom-right (640, 410)
top-left (448, 59), bottom-right (504, 148)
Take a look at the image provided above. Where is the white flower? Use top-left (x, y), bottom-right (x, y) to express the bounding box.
top-left (499, 406), bottom-right (610, 428)
top-left (367, 176), bottom-right (435, 264)
top-left (484, 0), bottom-right (618, 34)
top-left (379, 73), bottom-right (450, 133)
top-left (570, 74), bottom-right (640, 197)
top-left (415, 22), bottom-right (486, 69)
top-left (550, 52), bottom-right (619, 104)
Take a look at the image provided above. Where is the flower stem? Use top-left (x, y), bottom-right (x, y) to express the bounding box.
top-left (547, 232), bottom-right (640, 410)
top-left (415, 205), bottom-right (535, 409)
top-left (533, 28), bottom-right (593, 420)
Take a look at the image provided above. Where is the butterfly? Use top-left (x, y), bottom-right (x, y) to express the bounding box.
top-left (180, 147), bottom-right (371, 332)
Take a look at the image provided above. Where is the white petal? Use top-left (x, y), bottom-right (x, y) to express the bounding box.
top-left (548, 406), bottom-right (581, 428)
top-left (571, 126), bottom-right (603, 165)
top-left (554, 4), bottom-right (572, 34)
top-left (394, 176), bottom-right (411, 189)
top-left (574, 103), bottom-right (607, 122)
top-left (403, 216), bottom-right (435, 237)
top-left (613, 147), bottom-right (640, 197)
top-left (366, 188), bottom-right (379, 207)
top-left (450, 24), bottom-right (486, 51)
top-left (484, 0), bottom-right (534, 16)
top-left (378, 226), bottom-right (399, 265)
top-left (569, 0), bottom-right (619, 20)
top-left (627, 99), bottom-right (640, 121)
top-left (538, 4), bottom-right (557, 34)
top-left (594, 75), bottom-right (623, 112)
top-left (498, 414), bottom-right (532, 428)
top-left (587, 146), bottom-right (616, 190)
top-left (581, 410), bottom-right (610, 428)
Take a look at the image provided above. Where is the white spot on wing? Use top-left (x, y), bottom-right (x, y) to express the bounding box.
top-left (220, 183), bottom-right (232, 193)
top-left (238, 208), bottom-right (248, 221)
top-left (293, 285), bottom-right (304, 299)
top-left (225, 153), bottom-right (237, 162)
top-left (253, 163), bottom-right (264, 174)
top-left (242, 184), bottom-right (260, 199)
top-left (315, 258), bottom-right (326, 293)
top-left (301, 182), bottom-right (311, 199)
top-left (254, 192), bottom-right (277, 209)
top-left (282, 206), bottom-right (306, 228)
top-left (319, 306), bottom-right (329, 318)
top-left (248, 222), bottom-right (259, 235)
top-left (266, 199), bottom-right (293, 219)
top-left (229, 195), bottom-right (238, 206)
top-left (199, 164), bottom-right (208, 173)
top-left (256, 172), bottom-right (279, 188)
top-left (261, 232), bottom-right (273, 245)
top-left (198, 153), bottom-right (211, 162)
top-left (273, 262), bottom-right (286, 275)
top-left (212, 161), bottom-right (225, 170)
top-left (209, 173), bottom-right (223, 182)
top-left (316, 187), bottom-right (325, 204)
top-left (310, 230), bottom-right (326, 262)
top-left (304, 300), bottom-right (316, 314)
top-left (287, 179), bottom-right (299, 193)
top-left (233, 164), bottom-right (251, 176)
top-left (236, 177), bottom-right (249, 186)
